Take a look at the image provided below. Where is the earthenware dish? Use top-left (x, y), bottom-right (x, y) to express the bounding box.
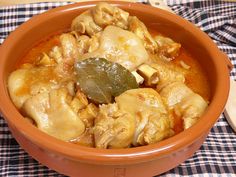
top-left (0, 1), bottom-right (232, 177)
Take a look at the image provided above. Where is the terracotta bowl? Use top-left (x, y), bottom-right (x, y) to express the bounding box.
top-left (0, 1), bottom-right (231, 177)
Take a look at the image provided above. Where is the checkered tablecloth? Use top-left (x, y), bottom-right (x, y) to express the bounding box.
top-left (0, 1), bottom-right (236, 176)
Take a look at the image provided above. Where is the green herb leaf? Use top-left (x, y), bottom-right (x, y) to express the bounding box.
top-left (75, 58), bottom-right (138, 104)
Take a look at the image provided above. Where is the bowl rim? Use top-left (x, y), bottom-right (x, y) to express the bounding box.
top-left (0, 1), bottom-right (230, 164)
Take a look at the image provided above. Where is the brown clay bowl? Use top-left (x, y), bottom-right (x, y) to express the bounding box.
top-left (0, 1), bottom-right (232, 177)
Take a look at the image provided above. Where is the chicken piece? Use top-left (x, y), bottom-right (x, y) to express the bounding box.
top-left (159, 82), bottom-right (208, 129)
top-left (75, 35), bottom-right (90, 55)
top-left (54, 33), bottom-right (79, 76)
top-left (70, 90), bottom-right (89, 113)
top-left (49, 46), bottom-right (63, 64)
top-left (92, 88), bottom-right (175, 148)
top-left (128, 16), bottom-right (157, 54)
top-left (87, 32), bottom-right (101, 53)
top-left (22, 88), bottom-right (85, 141)
top-left (116, 88), bottom-right (167, 116)
top-left (94, 103), bottom-right (136, 148)
top-left (159, 82), bottom-right (192, 107)
top-left (70, 128), bottom-right (94, 147)
top-left (154, 35), bottom-right (181, 60)
top-left (8, 69), bottom-right (32, 109)
top-left (71, 10), bottom-right (102, 36)
top-left (78, 103), bottom-right (98, 128)
top-left (92, 2), bottom-right (129, 29)
top-left (136, 113), bottom-right (174, 145)
top-left (116, 88), bottom-right (174, 146)
top-left (60, 33), bottom-right (79, 60)
top-left (8, 67), bottom-right (60, 109)
top-left (81, 25), bottom-right (149, 71)
top-left (175, 94), bottom-right (208, 129)
top-left (150, 61), bottom-right (185, 87)
top-left (71, 2), bottom-right (129, 37)
top-left (66, 81), bottom-right (76, 96)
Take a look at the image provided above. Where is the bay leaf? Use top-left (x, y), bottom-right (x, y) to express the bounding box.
top-left (75, 58), bottom-right (138, 104)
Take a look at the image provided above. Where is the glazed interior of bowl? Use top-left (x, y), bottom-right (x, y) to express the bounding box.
top-left (0, 1), bottom-right (230, 165)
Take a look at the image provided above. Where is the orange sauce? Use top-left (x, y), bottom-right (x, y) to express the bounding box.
top-left (149, 29), bottom-right (210, 101)
top-left (18, 33), bottom-right (61, 67)
top-left (173, 48), bottom-right (211, 101)
top-left (18, 30), bottom-right (211, 137)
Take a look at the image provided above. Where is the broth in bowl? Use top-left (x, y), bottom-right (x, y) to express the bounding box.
top-left (8, 2), bottom-right (210, 149)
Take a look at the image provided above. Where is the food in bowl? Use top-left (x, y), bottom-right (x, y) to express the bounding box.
top-left (7, 2), bottom-right (210, 149)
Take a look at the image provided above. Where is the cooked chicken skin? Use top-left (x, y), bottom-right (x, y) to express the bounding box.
top-left (94, 103), bottom-right (136, 148)
top-left (159, 82), bottom-right (208, 129)
top-left (154, 35), bottom-right (181, 60)
top-left (159, 82), bottom-right (192, 107)
top-left (128, 16), bottom-right (157, 54)
top-left (8, 67), bottom-right (60, 109)
top-left (22, 88), bottom-right (85, 141)
top-left (81, 25), bottom-right (149, 71)
top-left (92, 2), bottom-right (129, 29)
top-left (71, 10), bottom-right (102, 36)
top-left (94, 88), bottom-right (174, 148)
top-left (71, 2), bottom-right (129, 36)
top-left (116, 88), bottom-right (174, 146)
top-left (60, 33), bottom-right (79, 60)
top-left (54, 34), bottom-right (79, 77)
top-left (8, 69), bottom-right (33, 109)
top-left (151, 61), bottom-right (185, 88)
top-left (136, 113), bottom-right (174, 145)
top-left (175, 93), bottom-right (208, 129)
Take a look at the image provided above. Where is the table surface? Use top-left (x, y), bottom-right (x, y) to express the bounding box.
top-left (0, 0), bottom-right (236, 176)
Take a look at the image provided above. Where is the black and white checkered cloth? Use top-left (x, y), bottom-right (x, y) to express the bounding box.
top-left (0, 1), bottom-right (236, 176)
